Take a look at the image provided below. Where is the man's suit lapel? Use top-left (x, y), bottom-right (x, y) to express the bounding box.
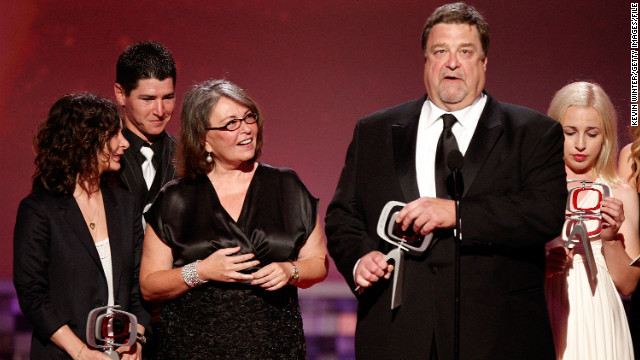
top-left (158, 133), bottom-right (177, 186)
top-left (121, 149), bottom-right (147, 197)
top-left (462, 94), bottom-right (503, 196)
top-left (103, 188), bottom-right (123, 294)
top-left (148, 134), bottom-right (176, 198)
top-left (392, 98), bottom-right (424, 203)
top-left (391, 94), bottom-right (503, 201)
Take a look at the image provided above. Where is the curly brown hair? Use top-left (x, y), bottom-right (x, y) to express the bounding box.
top-left (32, 93), bottom-right (122, 196)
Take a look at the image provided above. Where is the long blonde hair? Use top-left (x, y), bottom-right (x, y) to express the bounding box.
top-left (547, 81), bottom-right (618, 185)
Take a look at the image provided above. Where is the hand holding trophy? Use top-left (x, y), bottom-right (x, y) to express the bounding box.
top-left (86, 306), bottom-right (138, 360)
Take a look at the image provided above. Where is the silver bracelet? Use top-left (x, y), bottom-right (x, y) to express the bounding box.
top-left (182, 260), bottom-right (208, 287)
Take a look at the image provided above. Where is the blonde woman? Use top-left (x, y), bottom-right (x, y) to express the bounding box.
top-left (545, 81), bottom-right (640, 359)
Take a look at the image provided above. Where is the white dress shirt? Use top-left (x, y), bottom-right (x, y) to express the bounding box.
top-left (415, 94), bottom-right (487, 197)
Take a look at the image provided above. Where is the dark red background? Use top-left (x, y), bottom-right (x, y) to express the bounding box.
top-left (0, 1), bottom-right (631, 280)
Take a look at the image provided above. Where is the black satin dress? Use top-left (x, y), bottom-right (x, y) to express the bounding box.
top-left (145, 163), bottom-right (318, 360)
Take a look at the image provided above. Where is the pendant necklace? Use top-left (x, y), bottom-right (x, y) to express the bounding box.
top-left (88, 193), bottom-right (101, 231)
top-left (78, 191), bottom-right (101, 231)
top-left (88, 207), bottom-right (99, 230)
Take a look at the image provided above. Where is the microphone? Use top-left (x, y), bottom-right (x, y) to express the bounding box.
top-left (446, 150), bottom-right (464, 200)
top-left (446, 151), bottom-right (464, 360)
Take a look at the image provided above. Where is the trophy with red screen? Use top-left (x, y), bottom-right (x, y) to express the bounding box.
top-left (563, 179), bottom-right (611, 282)
top-left (86, 306), bottom-right (138, 360)
top-left (375, 201), bottom-right (434, 309)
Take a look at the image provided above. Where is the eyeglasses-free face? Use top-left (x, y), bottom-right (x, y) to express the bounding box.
top-left (206, 112), bottom-right (259, 131)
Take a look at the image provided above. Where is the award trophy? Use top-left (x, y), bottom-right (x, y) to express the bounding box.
top-left (563, 179), bottom-right (611, 282)
top-left (86, 305), bottom-right (138, 360)
top-left (375, 201), bottom-right (434, 309)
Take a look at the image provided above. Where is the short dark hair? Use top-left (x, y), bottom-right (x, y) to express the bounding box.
top-left (32, 93), bottom-right (121, 196)
top-left (421, 2), bottom-right (490, 58)
top-left (115, 41), bottom-right (176, 95)
top-left (177, 80), bottom-right (264, 179)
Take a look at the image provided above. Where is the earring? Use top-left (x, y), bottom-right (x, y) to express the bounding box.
top-left (206, 152), bottom-right (213, 163)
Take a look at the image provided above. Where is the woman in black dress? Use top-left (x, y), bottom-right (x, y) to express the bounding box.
top-left (139, 80), bottom-right (328, 359)
top-left (13, 93), bottom-right (149, 359)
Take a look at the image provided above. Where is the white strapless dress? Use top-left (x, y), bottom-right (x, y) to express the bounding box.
top-left (546, 194), bottom-right (634, 359)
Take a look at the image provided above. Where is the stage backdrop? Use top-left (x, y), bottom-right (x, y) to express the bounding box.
top-left (0, 0), bottom-right (631, 280)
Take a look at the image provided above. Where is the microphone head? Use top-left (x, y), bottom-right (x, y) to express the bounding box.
top-left (447, 150), bottom-right (464, 171)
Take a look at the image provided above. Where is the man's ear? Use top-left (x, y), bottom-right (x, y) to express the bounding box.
top-left (114, 83), bottom-right (127, 106)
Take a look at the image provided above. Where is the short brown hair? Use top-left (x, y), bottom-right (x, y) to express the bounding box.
top-left (421, 2), bottom-right (490, 58)
top-left (177, 80), bottom-right (264, 179)
top-left (116, 41), bottom-right (176, 96)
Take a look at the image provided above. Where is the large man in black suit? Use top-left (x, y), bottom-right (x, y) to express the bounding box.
top-left (325, 3), bottom-right (567, 359)
top-left (114, 41), bottom-right (178, 215)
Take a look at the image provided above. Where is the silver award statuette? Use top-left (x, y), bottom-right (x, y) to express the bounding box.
top-left (86, 305), bottom-right (138, 360)
top-left (375, 201), bottom-right (433, 310)
top-left (563, 180), bottom-right (611, 282)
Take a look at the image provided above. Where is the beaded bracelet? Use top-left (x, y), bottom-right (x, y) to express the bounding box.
top-left (182, 260), bottom-right (208, 287)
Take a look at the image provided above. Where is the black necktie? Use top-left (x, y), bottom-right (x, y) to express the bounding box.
top-left (435, 114), bottom-right (460, 198)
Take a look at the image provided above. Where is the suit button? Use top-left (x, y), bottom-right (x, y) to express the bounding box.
top-left (430, 266), bottom-right (438, 274)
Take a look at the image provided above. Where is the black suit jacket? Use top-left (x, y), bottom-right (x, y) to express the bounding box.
top-left (325, 93), bottom-right (567, 360)
top-left (13, 187), bottom-right (150, 359)
top-left (119, 130), bottom-right (177, 210)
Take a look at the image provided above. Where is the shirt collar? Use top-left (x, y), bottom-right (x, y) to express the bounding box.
top-left (123, 127), bottom-right (165, 154)
top-left (423, 93), bottom-right (487, 130)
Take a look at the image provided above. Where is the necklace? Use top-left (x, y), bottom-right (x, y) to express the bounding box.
top-left (88, 193), bottom-right (101, 230)
top-left (77, 191), bottom-right (102, 231)
top-left (88, 205), bottom-right (99, 230)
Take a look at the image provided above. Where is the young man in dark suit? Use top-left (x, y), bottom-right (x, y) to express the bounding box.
top-left (325, 3), bottom-right (567, 359)
top-left (114, 40), bottom-right (178, 216)
top-left (114, 40), bottom-right (178, 359)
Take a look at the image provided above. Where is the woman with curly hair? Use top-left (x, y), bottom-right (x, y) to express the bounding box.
top-left (13, 93), bottom-right (150, 359)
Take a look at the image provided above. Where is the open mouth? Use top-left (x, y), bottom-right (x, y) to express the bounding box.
top-left (238, 138), bottom-right (253, 145)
